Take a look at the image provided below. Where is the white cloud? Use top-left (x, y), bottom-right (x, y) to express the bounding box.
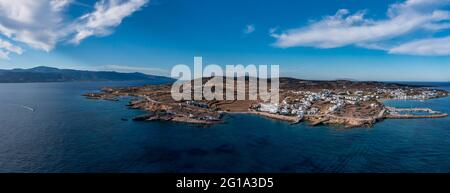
top-left (0, 49), bottom-right (8, 59)
top-left (0, 0), bottom-right (148, 59)
top-left (0, 0), bottom-right (70, 51)
top-left (71, 0), bottom-right (148, 44)
top-left (243, 24), bottom-right (255, 34)
top-left (390, 36), bottom-right (450, 56)
top-left (271, 0), bottom-right (450, 56)
top-left (0, 38), bottom-right (23, 59)
top-left (0, 38), bottom-right (23, 58)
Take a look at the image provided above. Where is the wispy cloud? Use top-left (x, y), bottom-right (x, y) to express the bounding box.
top-left (0, 0), bottom-right (149, 59)
top-left (0, 38), bottom-right (23, 59)
top-left (271, 0), bottom-right (450, 56)
top-left (243, 24), bottom-right (255, 34)
top-left (389, 36), bottom-right (450, 56)
top-left (71, 0), bottom-right (148, 44)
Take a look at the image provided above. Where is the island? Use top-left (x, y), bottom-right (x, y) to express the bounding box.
top-left (0, 66), bottom-right (173, 83)
top-left (84, 77), bottom-right (449, 128)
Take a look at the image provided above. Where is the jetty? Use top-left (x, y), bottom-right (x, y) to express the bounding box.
top-left (386, 113), bottom-right (448, 119)
top-left (385, 107), bottom-right (448, 119)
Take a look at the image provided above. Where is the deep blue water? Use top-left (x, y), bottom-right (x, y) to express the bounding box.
top-left (0, 81), bottom-right (449, 173)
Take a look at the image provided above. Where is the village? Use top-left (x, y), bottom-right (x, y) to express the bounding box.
top-left (253, 88), bottom-right (447, 120)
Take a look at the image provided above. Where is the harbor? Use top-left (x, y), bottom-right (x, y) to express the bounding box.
top-left (385, 107), bottom-right (448, 119)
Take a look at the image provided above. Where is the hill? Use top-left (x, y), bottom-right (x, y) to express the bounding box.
top-left (0, 66), bottom-right (173, 83)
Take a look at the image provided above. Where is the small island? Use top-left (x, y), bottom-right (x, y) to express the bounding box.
top-left (84, 77), bottom-right (449, 128)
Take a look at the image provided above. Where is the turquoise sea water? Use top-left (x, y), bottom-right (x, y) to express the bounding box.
top-left (0, 81), bottom-right (449, 172)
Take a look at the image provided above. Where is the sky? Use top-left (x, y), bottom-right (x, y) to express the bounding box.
top-left (0, 0), bottom-right (449, 81)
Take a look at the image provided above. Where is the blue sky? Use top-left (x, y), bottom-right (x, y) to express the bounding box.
top-left (0, 0), bottom-right (449, 81)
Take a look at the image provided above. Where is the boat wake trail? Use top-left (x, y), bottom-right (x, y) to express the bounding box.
top-left (10, 104), bottom-right (35, 112)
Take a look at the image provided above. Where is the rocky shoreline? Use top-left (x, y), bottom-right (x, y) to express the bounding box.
top-left (83, 78), bottom-right (449, 128)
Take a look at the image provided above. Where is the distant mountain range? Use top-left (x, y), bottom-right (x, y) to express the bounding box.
top-left (0, 66), bottom-right (173, 83)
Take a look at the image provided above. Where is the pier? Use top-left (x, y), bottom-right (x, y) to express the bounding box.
top-left (385, 107), bottom-right (448, 119)
top-left (386, 113), bottom-right (448, 119)
top-left (386, 107), bottom-right (441, 114)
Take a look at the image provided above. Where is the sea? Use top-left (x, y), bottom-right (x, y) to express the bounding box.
top-left (0, 81), bottom-right (449, 173)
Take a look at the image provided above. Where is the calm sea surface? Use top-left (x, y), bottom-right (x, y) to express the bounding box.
top-left (0, 81), bottom-right (449, 172)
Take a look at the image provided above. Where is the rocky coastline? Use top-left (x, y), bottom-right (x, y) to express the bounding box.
top-left (83, 78), bottom-right (449, 128)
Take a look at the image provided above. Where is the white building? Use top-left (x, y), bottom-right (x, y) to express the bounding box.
top-left (258, 103), bottom-right (279, 114)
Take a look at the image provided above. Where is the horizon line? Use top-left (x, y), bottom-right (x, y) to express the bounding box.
top-left (0, 65), bottom-right (448, 83)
